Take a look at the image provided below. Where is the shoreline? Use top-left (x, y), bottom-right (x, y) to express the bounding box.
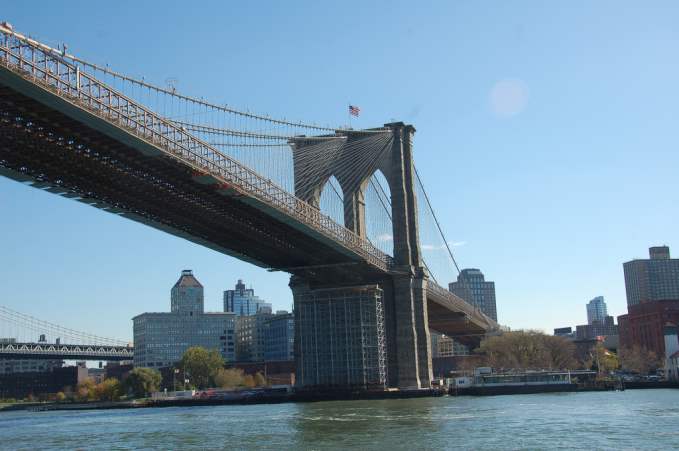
top-left (0, 387), bottom-right (447, 412)
top-left (450, 380), bottom-right (679, 396)
top-left (2, 382), bottom-right (679, 413)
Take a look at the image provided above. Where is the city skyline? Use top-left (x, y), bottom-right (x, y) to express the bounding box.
top-left (2, 1), bottom-right (679, 340)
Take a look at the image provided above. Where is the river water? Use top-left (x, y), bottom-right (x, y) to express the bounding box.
top-left (1, 389), bottom-right (678, 450)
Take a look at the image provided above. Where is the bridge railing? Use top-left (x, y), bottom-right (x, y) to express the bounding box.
top-left (0, 26), bottom-right (393, 272)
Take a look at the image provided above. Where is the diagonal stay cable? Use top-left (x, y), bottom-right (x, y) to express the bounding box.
top-left (414, 166), bottom-right (461, 274)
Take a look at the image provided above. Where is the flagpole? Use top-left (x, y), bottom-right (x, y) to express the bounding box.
top-left (348, 103), bottom-right (352, 129)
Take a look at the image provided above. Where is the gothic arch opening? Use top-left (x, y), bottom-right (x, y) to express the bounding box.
top-left (364, 170), bottom-right (394, 256)
top-left (319, 175), bottom-right (344, 226)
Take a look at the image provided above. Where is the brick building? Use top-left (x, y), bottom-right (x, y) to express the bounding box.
top-left (0, 366), bottom-right (88, 399)
top-left (618, 300), bottom-right (679, 357)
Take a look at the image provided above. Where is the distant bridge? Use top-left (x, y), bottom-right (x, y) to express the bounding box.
top-left (0, 305), bottom-right (132, 361)
top-left (0, 24), bottom-right (497, 389)
top-left (0, 342), bottom-right (133, 361)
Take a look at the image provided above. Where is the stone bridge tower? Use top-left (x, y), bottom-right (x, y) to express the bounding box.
top-left (289, 122), bottom-right (433, 390)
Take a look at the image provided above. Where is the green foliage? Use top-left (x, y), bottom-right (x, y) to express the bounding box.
top-left (55, 392), bottom-right (66, 402)
top-left (477, 330), bottom-right (577, 370)
top-left (76, 378), bottom-right (97, 402)
top-left (94, 378), bottom-right (121, 401)
top-left (180, 346), bottom-right (225, 389)
top-left (71, 377), bottom-right (124, 402)
top-left (124, 368), bottom-right (162, 398)
top-left (590, 343), bottom-right (619, 373)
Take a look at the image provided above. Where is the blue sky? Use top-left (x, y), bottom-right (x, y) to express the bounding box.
top-left (2, 1), bottom-right (678, 341)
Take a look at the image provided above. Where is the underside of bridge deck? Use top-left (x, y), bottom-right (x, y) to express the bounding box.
top-left (427, 300), bottom-right (486, 348)
top-left (0, 85), bottom-right (386, 284)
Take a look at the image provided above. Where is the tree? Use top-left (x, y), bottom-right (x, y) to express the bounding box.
top-left (253, 372), bottom-right (267, 387)
top-left (94, 378), bottom-right (121, 401)
top-left (214, 368), bottom-right (245, 389)
top-left (619, 345), bottom-right (661, 375)
top-left (477, 331), bottom-right (577, 370)
top-left (75, 378), bottom-right (96, 402)
top-left (180, 346), bottom-right (225, 389)
top-left (542, 335), bottom-right (578, 369)
top-left (242, 374), bottom-right (256, 388)
top-left (589, 343), bottom-right (619, 374)
top-left (55, 392), bottom-right (66, 402)
top-left (124, 368), bottom-right (162, 398)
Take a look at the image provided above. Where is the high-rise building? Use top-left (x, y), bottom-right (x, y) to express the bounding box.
top-left (263, 311), bottom-right (295, 361)
top-left (623, 246), bottom-right (679, 307)
top-left (235, 311), bottom-right (273, 362)
top-left (236, 310), bottom-right (295, 363)
top-left (448, 268), bottom-right (498, 321)
top-left (133, 270), bottom-right (236, 368)
top-left (586, 296), bottom-right (608, 325)
top-left (223, 280), bottom-right (272, 316)
top-left (171, 269), bottom-right (204, 315)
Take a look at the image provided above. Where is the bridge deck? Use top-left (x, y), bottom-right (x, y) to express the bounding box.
top-left (0, 82), bottom-right (384, 282)
top-left (0, 27), bottom-right (498, 337)
top-left (0, 342), bottom-right (133, 361)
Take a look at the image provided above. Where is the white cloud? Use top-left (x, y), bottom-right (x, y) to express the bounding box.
top-left (422, 244), bottom-right (444, 251)
top-left (422, 241), bottom-right (465, 251)
top-left (489, 79), bottom-right (528, 117)
top-left (376, 233), bottom-right (393, 242)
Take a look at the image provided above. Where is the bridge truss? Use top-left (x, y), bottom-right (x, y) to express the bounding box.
top-left (0, 342), bottom-right (133, 361)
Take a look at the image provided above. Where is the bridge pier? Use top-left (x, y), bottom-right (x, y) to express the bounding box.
top-left (390, 273), bottom-right (422, 388)
top-left (291, 122), bottom-right (433, 391)
top-left (291, 277), bottom-right (387, 390)
top-left (292, 273), bottom-right (433, 391)
top-left (412, 272), bottom-right (433, 386)
top-left (385, 122), bottom-right (433, 389)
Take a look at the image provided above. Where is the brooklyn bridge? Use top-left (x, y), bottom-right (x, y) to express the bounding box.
top-left (0, 24), bottom-right (498, 390)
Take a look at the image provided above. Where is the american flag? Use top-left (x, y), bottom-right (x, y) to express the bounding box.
top-left (349, 105), bottom-right (361, 117)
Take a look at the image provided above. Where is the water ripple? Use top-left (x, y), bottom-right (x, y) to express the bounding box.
top-left (1, 389), bottom-right (679, 450)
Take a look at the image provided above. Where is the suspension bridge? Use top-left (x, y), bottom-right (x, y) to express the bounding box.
top-left (0, 23), bottom-right (497, 390)
top-left (0, 306), bottom-right (133, 361)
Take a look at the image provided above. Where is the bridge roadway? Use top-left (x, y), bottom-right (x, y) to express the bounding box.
top-left (0, 27), bottom-right (496, 349)
top-left (0, 341), bottom-right (133, 361)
